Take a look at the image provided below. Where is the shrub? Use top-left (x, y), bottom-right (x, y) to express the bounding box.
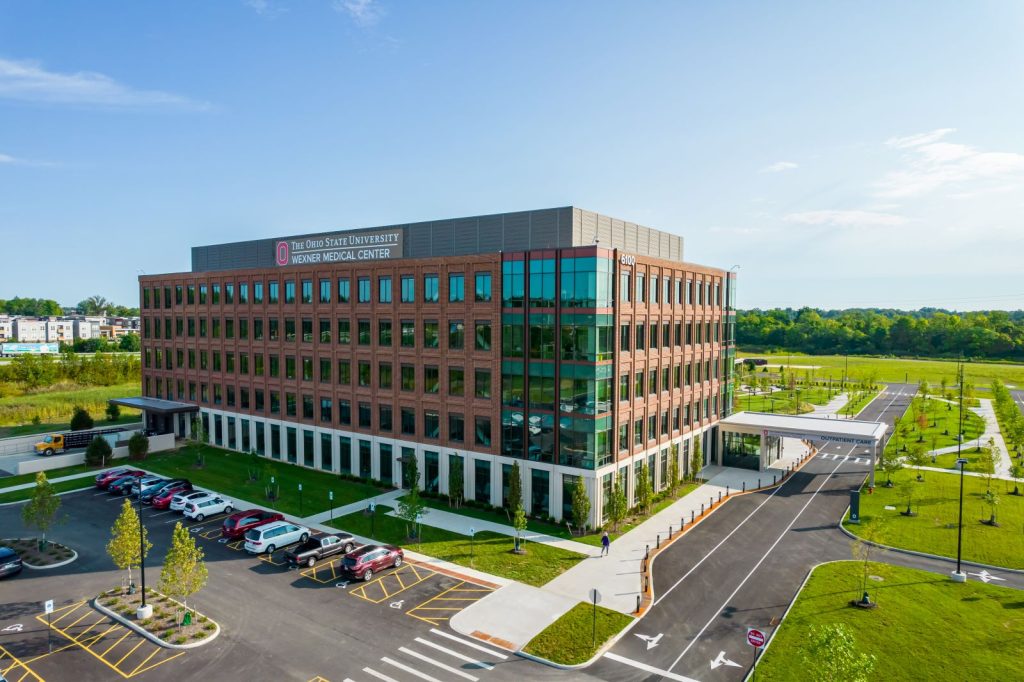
top-left (174, 636), bottom-right (187, 645)
top-left (70, 406), bottom-right (94, 431)
top-left (106, 403), bottom-right (121, 421)
top-left (127, 432), bottom-right (149, 460)
top-left (203, 622), bottom-right (216, 631)
top-left (191, 632), bottom-right (203, 640)
top-left (85, 436), bottom-right (113, 467)
top-left (162, 629), bottom-right (175, 639)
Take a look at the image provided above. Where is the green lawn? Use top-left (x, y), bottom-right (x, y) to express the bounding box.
top-left (932, 447), bottom-right (994, 474)
top-left (849, 469), bottom-right (1024, 568)
top-left (0, 381), bottom-right (141, 432)
top-left (739, 351), bottom-right (1024, 388)
top-left (523, 602), bottom-right (634, 665)
top-left (140, 444), bottom-right (385, 518)
top-left (327, 504), bottom-right (584, 586)
top-left (0, 463), bottom-right (104, 490)
top-left (755, 561), bottom-right (1024, 681)
top-left (887, 397), bottom-right (985, 457)
top-left (0, 414), bottom-right (142, 439)
top-left (0, 477), bottom-right (95, 503)
top-left (840, 388), bottom-right (883, 417)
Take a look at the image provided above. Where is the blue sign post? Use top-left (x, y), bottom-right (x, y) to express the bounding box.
top-left (849, 490), bottom-right (861, 524)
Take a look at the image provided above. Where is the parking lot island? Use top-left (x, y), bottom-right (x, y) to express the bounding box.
top-left (94, 588), bottom-right (221, 649)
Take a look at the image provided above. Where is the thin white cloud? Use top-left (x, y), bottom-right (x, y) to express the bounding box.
top-left (784, 210), bottom-right (908, 227)
top-left (876, 130), bottom-right (1024, 198)
top-left (0, 57), bottom-right (210, 110)
top-left (333, 0), bottom-right (383, 26)
top-left (0, 152), bottom-right (55, 167)
top-left (759, 161), bottom-right (798, 173)
top-left (244, 0), bottom-right (287, 17)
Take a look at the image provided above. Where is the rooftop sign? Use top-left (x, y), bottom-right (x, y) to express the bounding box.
top-left (274, 229), bottom-right (403, 266)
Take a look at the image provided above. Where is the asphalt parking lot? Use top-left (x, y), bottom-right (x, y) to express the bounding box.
top-left (0, 486), bottom-right (583, 682)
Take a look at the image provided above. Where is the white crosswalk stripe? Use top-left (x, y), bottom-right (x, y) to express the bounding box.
top-left (414, 637), bottom-right (494, 670)
top-left (348, 626), bottom-right (509, 681)
top-left (362, 668), bottom-right (400, 682)
top-left (382, 657), bottom-right (445, 682)
top-left (429, 628), bottom-right (508, 659)
top-left (399, 647), bottom-right (479, 681)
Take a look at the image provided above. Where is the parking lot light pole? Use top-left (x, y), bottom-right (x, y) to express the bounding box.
top-left (952, 363), bottom-right (968, 583)
top-left (298, 483), bottom-right (303, 517)
top-left (136, 486), bottom-right (152, 619)
top-left (329, 490), bottom-right (334, 522)
top-left (369, 502), bottom-right (377, 538)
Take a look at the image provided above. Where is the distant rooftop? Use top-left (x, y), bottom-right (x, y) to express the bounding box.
top-left (191, 206), bottom-right (685, 272)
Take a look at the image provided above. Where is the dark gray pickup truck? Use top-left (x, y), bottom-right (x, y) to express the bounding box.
top-left (284, 533), bottom-right (357, 567)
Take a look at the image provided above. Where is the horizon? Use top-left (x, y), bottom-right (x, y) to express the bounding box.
top-left (1, 1), bottom-right (1022, 311)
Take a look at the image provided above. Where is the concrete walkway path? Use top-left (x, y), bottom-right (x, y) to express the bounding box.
top-left (924, 399), bottom-right (1012, 476)
top-left (810, 392), bottom-right (850, 418)
top-left (0, 468), bottom-right (101, 494)
top-left (302, 488), bottom-right (405, 525)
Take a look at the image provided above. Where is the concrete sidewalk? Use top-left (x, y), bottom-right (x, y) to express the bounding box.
top-left (450, 437), bottom-right (815, 651)
top-left (302, 488), bottom-right (405, 525)
top-left (924, 399), bottom-right (1012, 476)
top-left (811, 392), bottom-right (850, 418)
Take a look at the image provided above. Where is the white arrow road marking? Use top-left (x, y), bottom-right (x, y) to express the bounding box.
top-left (710, 651), bottom-right (741, 669)
top-left (634, 632), bottom-right (664, 650)
top-left (969, 570), bottom-right (1005, 584)
top-left (2, 624), bottom-right (24, 632)
top-left (389, 599), bottom-right (404, 609)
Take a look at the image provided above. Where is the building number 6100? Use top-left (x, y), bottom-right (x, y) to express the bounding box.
top-left (619, 254), bottom-right (636, 266)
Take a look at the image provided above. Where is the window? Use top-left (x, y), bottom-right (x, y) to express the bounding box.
top-left (254, 319), bottom-right (264, 340)
top-left (502, 260), bottom-right (525, 307)
top-left (338, 360), bottom-right (351, 385)
top-left (474, 322), bottom-right (491, 351)
top-left (285, 356), bottom-right (296, 380)
top-left (338, 319), bottom-right (350, 344)
top-left (301, 357), bottom-right (313, 381)
top-left (358, 277), bottom-right (370, 303)
top-left (650, 322), bottom-right (658, 349)
top-left (634, 418), bottom-right (643, 446)
top-left (253, 281), bottom-right (263, 303)
top-left (474, 272), bottom-right (492, 302)
top-left (401, 408), bottom-right (416, 435)
top-left (320, 397), bottom-right (332, 423)
top-left (449, 274), bottom-right (464, 302)
top-left (475, 369), bottom-right (491, 399)
top-left (619, 424), bottom-right (629, 452)
top-left (358, 320), bottom-right (371, 345)
top-left (424, 411), bottom-right (440, 439)
top-left (401, 364), bottom-right (415, 391)
top-left (634, 371), bottom-right (643, 399)
top-left (269, 281), bottom-right (279, 303)
top-left (423, 320), bottom-right (439, 348)
top-left (651, 275), bottom-right (659, 304)
top-left (619, 374), bottom-right (629, 401)
top-left (302, 318), bottom-right (313, 343)
top-left (199, 285), bottom-right (208, 304)
top-left (359, 403), bottom-right (371, 428)
top-left (175, 285), bottom-right (183, 305)
top-left (620, 323), bottom-right (630, 351)
top-left (648, 415), bottom-right (656, 441)
top-left (270, 355), bottom-right (280, 378)
top-left (286, 392), bottom-right (297, 417)
top-left (379, 405), bottom-right (393, 432)
top-left (187, 285), bottom-right (196, 304)
top-left (379, 276), bottom-right (392, 303)
top-left (475, 416), bottom-right (491, 446)
top-left (379, 362), bottom-right (393, 389)
top-left (400, 275), bottom-right (415, 303)
top-left (424, 366), bottom-right (439, 394)
top-left (339, 400), bottom-right (351, 425)
top-left (636, 323), bottom-right (645, 350)
top-left (320, 358), bottom-right (331, 382)
top-left (212, 284), bottom-right (220, 304)
top-left (319, 279), bottom-right (331, 303)
top-left (636, 273), bottom-right (645, 303)
top-left (358, 361), bottom-right (371, 387)
top-left (338, 278), bottom-right (350, 303)
top-left (239, 319), bottom-right (248, 339)
top-left (400, 320), bottom-right (415, 347)
top-left (424, 274), bottom-right (439, 303)
top-left (285, 318), bottom-right (296, 341)
top-left (285, 280), bottom-right (296, 304)
top-left (300, 280), bottom-right (312, 304)
top-left (449, 367), bottom-right (464, 396)
top-left (448, 321), bottom-right (465, 349)
top-left (319, 318), bottom-right (331, 343)
top-left (620, 272), bottom-right (631, 302)
top-left (449, 413), bottom-right (465, 442)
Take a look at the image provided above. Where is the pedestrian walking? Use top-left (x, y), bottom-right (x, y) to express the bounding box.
top-left (601, 531), bottom-right (610, 556)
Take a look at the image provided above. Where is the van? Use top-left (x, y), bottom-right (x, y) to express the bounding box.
top-left (243, 521), bottom-right (310, 554)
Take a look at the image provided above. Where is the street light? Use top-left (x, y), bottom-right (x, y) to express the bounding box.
top-left (136, 483), bottom-right (152, 619)
top-left (952, 361), bottom-right (968, 583)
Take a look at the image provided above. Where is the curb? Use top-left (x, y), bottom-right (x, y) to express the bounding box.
top-left (0, 485), bottom-right (94, 507)
top-left (92, 597), bottom-right (221, 650)
top-left (1, 538), bottom-right (79, 570)
top-left (837, 514), bottom-right (1024, 576)
top-left (517, 610), bottom-right (642, 670)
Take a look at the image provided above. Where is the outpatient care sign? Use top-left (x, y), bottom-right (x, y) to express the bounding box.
top-left (275, 230), bottom-right (403, 266)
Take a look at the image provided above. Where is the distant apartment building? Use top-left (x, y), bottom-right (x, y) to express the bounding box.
top-left (12, 318), bottom-right (47, 343)
top-left (0, 317), bottom-right (11, 342)
top-left (139, 207), bottom-right (737, 526)
top-left (2, 315), bottom-right (138, 344)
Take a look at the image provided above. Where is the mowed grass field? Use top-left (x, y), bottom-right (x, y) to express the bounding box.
top-left (755, 561), bottom-right (1024, 682)
top-left (738, 351), bottom-right (1024, 388)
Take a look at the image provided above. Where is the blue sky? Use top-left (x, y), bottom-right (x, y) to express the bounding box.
top-left (2, 1), bottom-right (1022, 310)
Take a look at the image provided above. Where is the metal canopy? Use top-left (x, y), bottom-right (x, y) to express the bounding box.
top-left (718, 411), bottom-right (888, 446)
top-left (107, 396), bottom-right (200, 415)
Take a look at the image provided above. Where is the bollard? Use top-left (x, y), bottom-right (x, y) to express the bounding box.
top-left (758, 478), bottom-right (761, 488)
top-left (726, 485), bottom-right (730, 496)
top-left (773, 474), bottom-right (777, 485)
top-left (701, 503), bottom-right (704, 515)
top-left (742, 481), bottom-right (746, 492)
top-left (636, 595), bottom-right (641, 613)
top-left (718, 491), bottom-right (722, 502)
top-left (709, 496), bottom-right (713, 508)
top-left (691, 510), bottom-right (695, 523)
top-left (669, 525), bottom-right (673, 537)
top-left (645, 544), bottom-right (650, 559)
top-left (641, 557), bottom-right (646, 572)
top-left (656, 535), bottom-right (660, 549)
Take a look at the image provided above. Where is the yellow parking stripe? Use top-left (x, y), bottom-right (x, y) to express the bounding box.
top-left (131, 651), bottom-right (185, 677)
top-left (48, 601), bottom-right (87, 626)
top-left (101, 629), bottom-right (133, 656)
top-left (349, 564), bottom-right (435, 604)
top-left (114, 640), bottom-right (146, 667)
top-left (0, 643), bottom-right (43, 682)
top-left (85, 624), bottom-right (123, 649)
top-left (405, 581), bottom-right (495, 627)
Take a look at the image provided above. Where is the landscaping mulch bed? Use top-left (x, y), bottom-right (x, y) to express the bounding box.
top-left (1, 538), bottom-right (74, 566)
top-left (97, 588), bottom-right (217, 646)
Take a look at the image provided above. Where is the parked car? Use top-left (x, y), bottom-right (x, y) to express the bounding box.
top-left (129, 476), bottom-right (167, 497)
top-left (339, 544), bottom-right (404, 581)
top-left (108, 475), bottom-right (143, 495)
top-left (182, 494), bottom-right (233, 521)
top-left (243, 521), bottom-right (310, 554)
top-left (170, 490), bottom-right (208, 512)
top-left (0, 546), bottom-right (23, 579)
top-left (150, 482), bottom-right (194, 509)
top-left (140, 478), bottom-right (190, 505)
top-left (284, 533), bottom-right (357, 567)
top-left (220, 509), bottom-right (284, 540)
top-left (95, 468), bottom-right (143, 490)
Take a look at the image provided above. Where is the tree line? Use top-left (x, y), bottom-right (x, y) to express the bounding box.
top-left (0, 294), bottom-right (139, 317)
top-left (738, 307), bottom-right (1024, 360)
top-left (0, 352), bottom-right (141, 389)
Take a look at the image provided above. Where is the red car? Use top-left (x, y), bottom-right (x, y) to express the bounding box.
top-left (221, 509), bottom-right (284, 540)
top-left (150, 482), bottom-right (194, 509)
top-left (339, 544), bottom-right (404, 582)
top-left (95, 468), bottom-right (144, 489)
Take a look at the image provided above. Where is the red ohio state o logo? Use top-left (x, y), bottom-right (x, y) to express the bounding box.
top-left (275, 241), bottom-right (289, 266)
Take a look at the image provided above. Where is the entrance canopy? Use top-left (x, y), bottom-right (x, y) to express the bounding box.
top-left (108, 396), bottom-right (199, 436)
top-left (719, 412), bottom-right (887, 446)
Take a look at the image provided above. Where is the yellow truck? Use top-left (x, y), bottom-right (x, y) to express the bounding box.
top-left (35, 428), bottom-right (126, 456)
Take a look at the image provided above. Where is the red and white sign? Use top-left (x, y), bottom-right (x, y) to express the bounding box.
top-left (747, 628), bottom-right (766, 648)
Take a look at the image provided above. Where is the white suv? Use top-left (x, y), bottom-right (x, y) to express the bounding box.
top-left (243, 521), bottom-right (310, 554)
top-left (170, 490), bottom-right (207, 512)
top-left (182, 494), bottom-right (233, 521)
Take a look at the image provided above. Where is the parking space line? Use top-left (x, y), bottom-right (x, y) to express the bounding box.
top-left (399, 646), bottom-right (478, 681)
top-left (300, 557), bottom-right (346, 584)
top-left (114, 640), bottom-right (145, 667)
top-left (85, 624), bottom-right (123, 650)
top-left (62, 610), bottom-right (99, 631)
top-left (405, 581), bottom-right (494, 627)
top-left (381, 657), bottom-right (444, 682)
top-left (130, 649), bottom-right (185, 677)
top-left (0, 643), bottom-right (44, 682)
top-left (349, 564), bottom-right (435, 604)
top-left (36, 610), bottom-right (131, 679)
top-left (226, 540), bottom-right (245, 551)
top-left (101, 629), bottom-right (133, 656)
top-left (48, 601), bottom-right (86, 625)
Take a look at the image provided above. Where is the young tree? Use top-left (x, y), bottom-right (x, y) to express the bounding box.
top-left (667, 449), bottom-right (681, 496)
top-left (106, 402), bottom-right (121, 422)
top-left (908, 443), bottom-right (928, 481)
top-left (127, 432), bottom-right (149, 461)
top-left (447, 457), bottom-right (464, 510)
top-left (898, 480), bottom-right (917, 516)
top-left (940, 376), bottom-right (949, 400)
top-left (159, 522), bottom-right (208, 626)
top-left (850, 518), bottom-right (885, 605)
top-left (570, 475), bottom-right (591, 533)
top-left (85, 436), bottom-right (113, 467)
top-left (70, 406), bottom-right (94, 431)
top-left (981, 438), bottom-right (1000, 491)
top-left (918, 380), bottom-right (930, 405)
top-left (690, 438), bottom-right (703, 482)
top-left (635, 463), bottom-right (653, 515)
top-left (800, 623), bottom-right (876, 682)
top-left (1010, 462), bottom-right (1024, 496)
top-left (397, 455), bottom-right (426, 540)
top-left (189, 417), bottom-right (207, 468)
top-left (605, 470), bottom-right (628, 533)
top-left (246, 450), bottom-right (261, 482)
top-left (512, 504), bottom-right (528, 553)
top-left (915, 412), bottom-right (928, 441)
top-left (22, 472), bottom-right (62, 549)
top-left (983, 489), bottom-right (1000, 526)
top-left (508, 461), bottom-right (523, 512)
top-left (880, 448), bottom-right (902, 487)
top-left (107, 499), bottom-right (151, 589)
